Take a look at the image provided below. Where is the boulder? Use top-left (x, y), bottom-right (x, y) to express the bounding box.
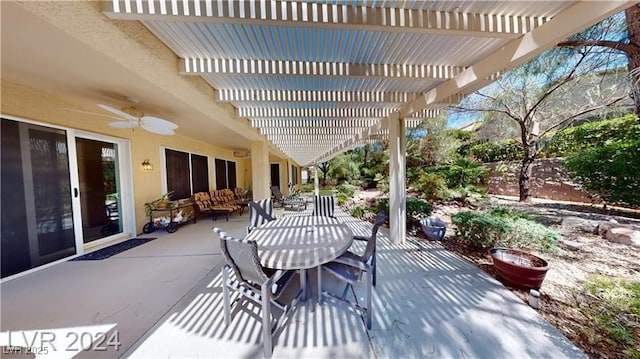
top-left (605, 227), bottom-right (640, 247)
top-left (597, 222), bottom-right (616, 237)
top-left (532, 214), bottom-right (562, 226)
top-left (561, 216), bottom-right (598, 233)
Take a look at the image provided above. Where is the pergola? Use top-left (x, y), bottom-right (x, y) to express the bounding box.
top-left (3, 1), bottom-right (636, 244)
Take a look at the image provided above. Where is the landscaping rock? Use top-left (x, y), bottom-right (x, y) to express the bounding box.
top-left (561, 216), bottom-right (598, 233)
top-left (562, 239), bottom-right (585, 251)
top-left (532, 214), bottom-right (563, 226)
top-left (605, 227), bottom-right (640, 247)
top-left (597, 222), bottom-right (616, 237)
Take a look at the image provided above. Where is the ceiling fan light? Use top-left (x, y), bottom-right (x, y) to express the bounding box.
top-left (122, 105), bottom-right (144, 118)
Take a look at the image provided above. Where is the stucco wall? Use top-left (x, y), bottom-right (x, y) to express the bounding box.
top-left (1, 80), bottom-right (250, 234)
top-left (485, 158), bottom-right (596, 203)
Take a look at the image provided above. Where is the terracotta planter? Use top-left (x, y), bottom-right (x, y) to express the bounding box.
top-left (489, 248), bottom-right (549, 290)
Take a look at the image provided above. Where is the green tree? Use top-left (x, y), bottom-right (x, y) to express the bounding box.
top-left (316, 160), bottom-right (332, 186)
top-left (352, 142), bottom-right (387, 189)
top-left (418, 115), bottom-right (461, 167)
top-left (327, 152), bottom-right (360, 184)
top-left (456, 42), bottom-right (630, 202)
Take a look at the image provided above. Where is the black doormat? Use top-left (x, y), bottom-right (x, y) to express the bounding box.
top-left (71, 238), bottom-right (156, 261)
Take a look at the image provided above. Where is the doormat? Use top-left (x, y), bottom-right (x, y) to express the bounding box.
top-left (71, 238), bottom-right (157, 261)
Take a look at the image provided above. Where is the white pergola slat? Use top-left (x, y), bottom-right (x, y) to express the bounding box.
top-left (102, 0), bottom-right (636, 169)
top-left (104, 0), bottom-right (549, 37)
top-left (103, 0), bottom-right (596, 165)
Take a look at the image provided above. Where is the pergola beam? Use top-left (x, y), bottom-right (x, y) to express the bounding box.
top-left (103, 0), bottom-right (547, 38)
top-left (181, 58), bottom-right (465, 81)
top-left (239, 107), bottom-right (445, 119)
top-left (217, 89), bottom-right (425, 104)
top-left (250, 118), bottom-right (378, 128)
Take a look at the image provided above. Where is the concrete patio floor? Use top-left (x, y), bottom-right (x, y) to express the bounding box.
top-left (0, 207), bottom-right (584, 358)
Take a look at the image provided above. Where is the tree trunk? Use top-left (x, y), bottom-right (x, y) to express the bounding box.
top-left (518, 146), bottom-right (536, 202)
top-left (626, 5), bottom-right (640, 117)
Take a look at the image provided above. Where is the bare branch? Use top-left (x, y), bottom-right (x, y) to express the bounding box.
top-left (558, 40), bottom-right (636, 57)
top-left (539, 96), bottom-right (626, 138)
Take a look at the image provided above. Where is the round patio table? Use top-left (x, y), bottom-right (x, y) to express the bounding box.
top-left (245, 216), bottom-right (353, 270)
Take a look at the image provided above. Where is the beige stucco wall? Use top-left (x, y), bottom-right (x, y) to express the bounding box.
top-left (485, 158), bottom-right (596, 204)
top-left (1, 80), bottom-right (249, 234)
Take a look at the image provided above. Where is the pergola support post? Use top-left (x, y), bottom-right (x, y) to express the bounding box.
top-left (251, 140), bottom-right (270, 200)
top-left (313, 164), bottom-right (320, 197)
top-left (388, 113), bottom-right (406, 244)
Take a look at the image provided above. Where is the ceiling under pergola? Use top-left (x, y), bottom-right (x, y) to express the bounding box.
top-left (102, 0), bottom-right (633, 166)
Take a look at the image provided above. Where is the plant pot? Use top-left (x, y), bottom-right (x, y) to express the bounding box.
top-left (489, 248), bottom-right (549, 290)
top-left (420, 217), bottom-right (447, 241)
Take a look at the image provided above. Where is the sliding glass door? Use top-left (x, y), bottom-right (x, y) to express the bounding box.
top-left (75, 137), bottom-right (122, 243)
top-left (1, 119), bottom-right (76, 278)
top-left (1, 117), bottom-right (133, 279)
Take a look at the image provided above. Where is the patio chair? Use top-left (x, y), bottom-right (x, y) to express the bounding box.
top-left (312, 195), bottom-right (335, 218)
top-left (317, 211), bottom-right (386, 329)
top-left (352, 211), bottom-right (386, 287)
top-left (214, 227), bottom-right (299, 358)
top-left (248, 198), bottom-right (276, 233)
top-left (270, 185), bottom-right (287, 207)
top-left (270, 185), bottom-right (306, 211)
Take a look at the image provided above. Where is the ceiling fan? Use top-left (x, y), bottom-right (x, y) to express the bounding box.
top-left (98, 98), bottom-right (177, 135)
top-left (66, 97), bottom-right (177, 135)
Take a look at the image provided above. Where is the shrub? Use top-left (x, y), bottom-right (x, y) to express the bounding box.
top-left (452, 209), bottom-right (559, 252)
top-left (451, 211), bottom-right (511, 248)
top-left (443, 185), bottom-right (486, 204)
top-left (406, 198), bottom-right (433, 219)
top-left (564, 140), bottom-right (640, 208)
top-left (375, 197), bottom-right (432, 222)
top-left (374, 173), bottom-right (389, 193)
top-left (580, 276), bottom-right (640, 357)
top-left (350, 206), bottom-right (365, 219)
top-left (414, 171), bottom-right (448, 201)
top-left (440, 157), bottom-right (489, 188)
top-left (544, 115), bottom-right (640, 157)
top-left (299, 183), bottom-right (314, 192)
top-left (509, 218), bottom-right (559, 252)
top-left (336, 192), bottom-right (349, 205)
top-left (487, 206), bottom-right (530, 220)
top-left (337, 183), bottom-right (358, 197)
top-left (469, 138), bottom-right (523, 162)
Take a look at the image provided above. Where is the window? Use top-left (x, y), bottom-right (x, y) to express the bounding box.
top-left (214, 158), bottom-right (237, 189)
top-left (165, 149), bottom-right (209, 199)
top-left (291, 165), bottom-right (298, 185)
top-left (191, 154), bottom-right (209, 193)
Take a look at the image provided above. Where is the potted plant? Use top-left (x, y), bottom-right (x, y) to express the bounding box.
top-left (144, 191), bottom-right (174, 216)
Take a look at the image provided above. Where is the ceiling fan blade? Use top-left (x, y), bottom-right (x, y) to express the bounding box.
top-left (142, 126), bottom-right (176, 135)
top-left (63, 108), bottom-right (121, 120)
top-left (140, 116), bottom-right (178, 130)
top-left (98, 104), bottom-right (138, 122)
top-left (140, 116), bottom-right (178, 135)
top-left (108, 121), bottom-right (138, 129)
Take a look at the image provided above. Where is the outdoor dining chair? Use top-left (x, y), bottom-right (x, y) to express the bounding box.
top-left (247, 198), bottom-right (276, 233)
top-left (317, 211), bottom-right (386, 329)
top-left (352, 211), bottom-right (386, 287)
top-left (311, 195), bottom-right (335, 218)
top-left (270, 185), bottom-right (288, 207)
top-left (213, 227), bottom-right (300, 358)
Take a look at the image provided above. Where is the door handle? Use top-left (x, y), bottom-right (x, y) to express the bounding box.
top-left (74, 188), bottom-right (79, 198)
